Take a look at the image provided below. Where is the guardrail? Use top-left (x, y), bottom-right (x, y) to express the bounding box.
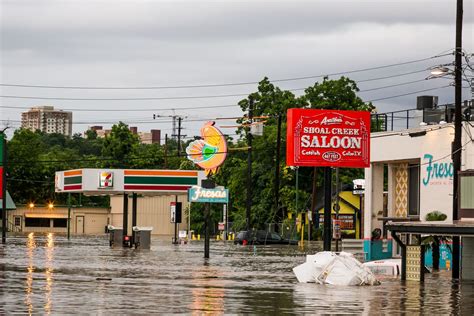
top-left (371, 99), bottom-right (473, 132)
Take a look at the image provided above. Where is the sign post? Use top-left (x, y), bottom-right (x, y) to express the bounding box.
top-left (223, 203), bottom-right (228, 241)
top-left (188, 183), bottom-right (228, 258)
top-left (286, 109), bottom-right (370, 251)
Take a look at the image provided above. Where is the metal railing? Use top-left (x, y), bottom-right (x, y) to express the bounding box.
top-left (371, 99), bottom-right (473, 132)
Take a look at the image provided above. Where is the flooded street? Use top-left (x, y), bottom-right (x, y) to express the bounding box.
top-left (1, 234), bottom-right (474, 314)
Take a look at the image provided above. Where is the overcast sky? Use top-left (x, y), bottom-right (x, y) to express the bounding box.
top-left (1, 0), bottom-right (473, 139)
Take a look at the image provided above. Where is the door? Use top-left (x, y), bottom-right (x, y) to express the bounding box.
top-left (14, 216), bottom-right (22, 232)
top-left (76, 216), bottom-right (85, 234)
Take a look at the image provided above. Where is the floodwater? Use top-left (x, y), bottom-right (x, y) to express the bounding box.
top-left (1, 234), bottom-right (474, 315)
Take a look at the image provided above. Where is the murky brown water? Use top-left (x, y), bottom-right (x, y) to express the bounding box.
top-left (1, 233), bottom-right (473, 314)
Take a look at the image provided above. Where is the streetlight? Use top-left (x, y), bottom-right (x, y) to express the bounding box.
top-left (48, 203), bottom-right (54, 210)
top-left (28, 202), bottom-right (35, 209)
top-left (429, 65), bottom-right (453, 77)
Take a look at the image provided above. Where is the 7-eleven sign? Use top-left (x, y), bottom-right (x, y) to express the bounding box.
top-left (99, 171), bottom-right (114, 188)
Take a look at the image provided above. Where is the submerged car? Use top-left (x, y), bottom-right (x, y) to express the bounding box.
top-left (234, 230), bottom-right (298, 245)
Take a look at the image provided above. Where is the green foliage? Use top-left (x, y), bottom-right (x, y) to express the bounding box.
top-left (425, 211), bottom-right (448, 221)
top-left (6, 77), bottom-right (373, 234)
top-left (6, 123), bottom-right (180, 207)
top-left (209, 76), bottom-right (374, 232)
top-left (302, 76), bottom-right (375, 111)
top-left (85, 129), bottom-right (98, 140)
top-left (101, 122), bottom-right (140, 168)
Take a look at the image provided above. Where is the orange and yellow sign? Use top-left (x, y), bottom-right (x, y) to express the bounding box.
top-left (186, 122), bottom-right (227, 176)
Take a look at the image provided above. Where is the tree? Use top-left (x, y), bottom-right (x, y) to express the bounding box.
top-left (208, 76), bottom-right (374, 232)
top-left (302, 76), bottom-right (374, 111)
top-left (101, 122), bottom-right (140, 168)
top-left (129, 143), bottom-right (165, 169)
top-left (85, 129), bottom-right (97, 140)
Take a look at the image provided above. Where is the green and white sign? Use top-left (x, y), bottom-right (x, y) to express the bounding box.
top-left (188, 186), bottom-right (228, 203)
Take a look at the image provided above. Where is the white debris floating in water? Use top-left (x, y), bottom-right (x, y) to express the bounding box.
top-left (293, 251), bottom-right (380, 286)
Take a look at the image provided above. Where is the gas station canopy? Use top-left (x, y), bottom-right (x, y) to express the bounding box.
top-left (55, 169), bottom-right (206, 196)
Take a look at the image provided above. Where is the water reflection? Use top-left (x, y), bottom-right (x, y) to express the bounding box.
top-left (25, 232), bottom-right (36, 315)
top-left (44, 233), bottom-right (54, 314)
top-left (0, 236), bottom-right (473, 314)
top-left (190, 264), bottom-right (225, 314)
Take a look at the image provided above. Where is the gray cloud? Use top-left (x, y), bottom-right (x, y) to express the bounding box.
top-left (1, 0), bottom-right (473, 137)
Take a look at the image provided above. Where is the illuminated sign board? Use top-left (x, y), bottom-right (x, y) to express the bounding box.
top-left (286, 109), bottom-right (370, 168)
top-left (188, 186), bottom-right (229, 203)
top-left (186, 121), bottom-right (227, 176)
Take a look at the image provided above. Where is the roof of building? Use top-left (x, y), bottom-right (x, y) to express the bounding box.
top-left (0, 191), bottom-right (17, 210)
top-left (386, 220), bottom-right (474, 235)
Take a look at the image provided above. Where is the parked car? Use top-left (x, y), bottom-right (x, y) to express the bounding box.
top-left (234, 230), bottom-right (298, 245)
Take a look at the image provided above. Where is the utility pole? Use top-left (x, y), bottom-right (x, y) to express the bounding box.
top-left (246, 97), bottom-right (254, 231)
top-left (164, 134), bottom-right (168, 168)
top-left (177, 117), bottom-right (182, 157)
top-left (172, 109), bottom-right (177, 140)
top-left (1, 131), bottom-right (7, 244)
top-left (274, 114), bottom-right (282, 224)
top-left (452, 0), bottom-right (463, 279)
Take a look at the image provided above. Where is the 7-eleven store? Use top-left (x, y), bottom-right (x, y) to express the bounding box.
top-left (55, 168), bottom-right (206, 237)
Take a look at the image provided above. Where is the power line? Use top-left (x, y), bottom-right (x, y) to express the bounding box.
top-left (7, 149), bottom-right (249, 165)
top-left (358, 79), bottom-right (427, 93)
top-left (0, 53), bottom-right (450, 90)
top-left (366, 85), bottom-right (451, 102)
top-left (0, 85), bottom-right (462, 127)
top-left (0, 66), bottom-right (465, 108)
top-left (0, 104), bottom-right (239, 112)
top-left (0, 78), bottom-right (455, 102)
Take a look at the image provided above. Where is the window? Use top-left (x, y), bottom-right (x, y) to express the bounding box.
top-left (271, 233), bottom-right (282, 240)
top-left (25, 218), bottom-right (50, 227)
top-left (53, 218), bottom-right (68, 228)
top-left (14, 216), bottom-right (21, 227)
top-left (408, 163), bottom-right (420, 216)
top-left (460, 171), bottom-right (474, 218)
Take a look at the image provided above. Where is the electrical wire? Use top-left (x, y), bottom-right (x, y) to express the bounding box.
top-left (0, 53), bottom-right (450, 90)
top-left (1, 66), bottom-right (467, 109)
top-left (366, 85), bottom-right (451, 102)
top-left (0, 104), bottom-right (239, 112)
top-left (7, 148), bottom-right (248, 165)
top-left (0, 81), bottom-right (458, 102)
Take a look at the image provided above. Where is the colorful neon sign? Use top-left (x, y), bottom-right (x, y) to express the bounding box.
top-left (186, 121), bottom-right (227, 176)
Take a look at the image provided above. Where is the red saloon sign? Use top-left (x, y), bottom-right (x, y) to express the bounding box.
top-left (286, 109), bottom-right (370, 168)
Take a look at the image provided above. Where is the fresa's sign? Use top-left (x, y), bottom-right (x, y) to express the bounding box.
top-left (188, 186), bottom-right (229, 203)
top-left (286, 109), bottom-right (370, 168)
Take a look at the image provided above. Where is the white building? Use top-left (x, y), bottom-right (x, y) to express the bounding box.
top-left (363, 122), bottom-right (474, 260)
top-left (21, 106), bottom-right (73, 136)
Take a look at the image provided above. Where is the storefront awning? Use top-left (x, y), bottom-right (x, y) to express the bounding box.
top-left (0, 191), bottom-right (16, 210)
top-left (386, 221), bottom-right (474, 236)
